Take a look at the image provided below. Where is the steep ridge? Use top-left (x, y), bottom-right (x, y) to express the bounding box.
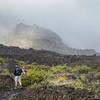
top-left (0, 23), bottom-right (98, 55)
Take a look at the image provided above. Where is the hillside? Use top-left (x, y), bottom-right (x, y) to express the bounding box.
top-left (0, 23), bottom-right (98, 55)
top-left (0, 58), bottom-right (100, 100)
top-left (0, 44), bottom-right (100, 66)
top-left (0, 75), bottom-right (95, 100)
top-left (0, 44), bottom-right (100, 99)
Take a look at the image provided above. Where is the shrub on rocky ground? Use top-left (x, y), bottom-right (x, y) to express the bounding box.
top-left (0, 68), bottom-right (10, 75)
top-left (22, 67), bottom-right (48, 86)
top-left (95, 72), bottom-right (100, 79)
top-left (79, 74), bottom-right (88, 83)
top-left (50, 65), bottom-right (67, 74)
top-left (0, 57), bottom-right (6, 65)
top-left (71, 65), bottom-right (91, 74)
top-left (89, 80), bottom-right (100, 98)
top-left (57, 76), bottom-right (67, 82)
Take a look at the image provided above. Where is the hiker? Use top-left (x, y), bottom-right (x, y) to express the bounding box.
top-left (13, 65), bottom-right (25, 89)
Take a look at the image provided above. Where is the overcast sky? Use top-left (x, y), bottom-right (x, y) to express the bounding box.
top-left (0, 0), bottom-right (100, 52)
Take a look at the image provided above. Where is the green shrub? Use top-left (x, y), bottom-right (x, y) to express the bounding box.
top-left (0, 58), bottom-right (6, 65)
top-left (71, 65), bottom-right (91, 74)
top-left (25, 68), bottom-right (48, 85)
top-left (57, 76), bottom-right (67, 82)
top-left (72, 79), bottom-right (85, 89)
top-left (96, 72), bottom-right (100, 78)
top-left (50, 65), bottom-right (67, 74)
top-left (0, 68), bottom-right (10, 75)
top-left (88, 80), bottom-right (100, 97)
top-left (22, 75), bottom-right (31, 86)
top-left (80, 75), bottom-right (88, 83)
top-left (66, 66), bottom-right (72, 72)
top-left (30, 80), bottom-right (49, 90)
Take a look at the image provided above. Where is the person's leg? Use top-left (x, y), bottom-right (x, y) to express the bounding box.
top-left (15, 76), bottom-right (18, 88)
top-left (18, 76), bottom-right (22, 88)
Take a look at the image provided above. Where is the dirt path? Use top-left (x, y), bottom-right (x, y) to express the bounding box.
top-left (0, 75), bottom-right (24, 100)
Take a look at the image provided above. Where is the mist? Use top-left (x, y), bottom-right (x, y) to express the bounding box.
top-left (0, 0), bottom-right (100, 52)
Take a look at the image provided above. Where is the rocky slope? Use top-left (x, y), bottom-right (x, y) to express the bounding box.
top-left (0, 44), bottom-right (100, 66)
top-left (0, 75), bottom-right (96, 100)
top-left (0, 23), bottom-right (98, 55)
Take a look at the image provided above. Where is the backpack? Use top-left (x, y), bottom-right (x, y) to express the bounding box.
top-left (14, 67), bottom-right (22, 76)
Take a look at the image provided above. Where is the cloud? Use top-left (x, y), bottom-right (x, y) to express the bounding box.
top-left (0, 0), bottom-right (100, 52)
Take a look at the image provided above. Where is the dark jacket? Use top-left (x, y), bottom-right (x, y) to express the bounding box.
top-left (14, 67), bottom-right (23, 76)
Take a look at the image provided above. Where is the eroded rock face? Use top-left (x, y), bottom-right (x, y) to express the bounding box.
top-left (0, 23), bottom-right (98, 55)
top-left (6, 23), bottom-right (69, 55)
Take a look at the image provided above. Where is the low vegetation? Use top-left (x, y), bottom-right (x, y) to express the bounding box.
top-left (0, 57), bottom-right (100, 99)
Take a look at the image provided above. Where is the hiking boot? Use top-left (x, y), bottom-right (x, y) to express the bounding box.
top-left (19, 85), bottom-right (23, 89)
top-left (14, 86), bottom-right (17, 89)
